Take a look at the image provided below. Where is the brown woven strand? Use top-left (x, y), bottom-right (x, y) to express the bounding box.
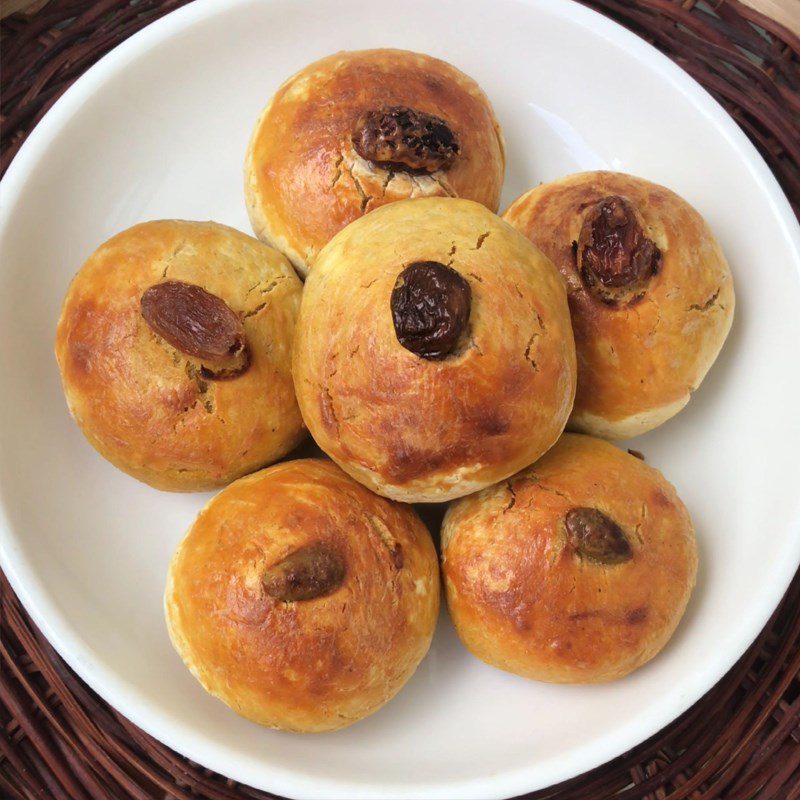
top-left (1, 1), bottom-right (799, 799)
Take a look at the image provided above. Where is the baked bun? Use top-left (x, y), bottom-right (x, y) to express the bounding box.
top-left (165, 458), bottom-right (440, 732)
top-left (503, 172), bottom-right (734, 439)
top-left (245, 48), bottom-right (505, 277)
top-left (442, 434), bottom-right (697, 683)
top-left (292, 197), bottom-right (576, 503)
top-left (55, 220), bottom-right (305, 491)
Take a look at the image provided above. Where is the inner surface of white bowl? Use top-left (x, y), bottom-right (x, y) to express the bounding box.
top-left (1, 1), bottom-right (799, 798)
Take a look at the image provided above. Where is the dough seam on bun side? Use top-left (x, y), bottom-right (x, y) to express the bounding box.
top-left (341, 462), bottom-right (493, 505)
top-left (568, 394), bottom-right (690, 440)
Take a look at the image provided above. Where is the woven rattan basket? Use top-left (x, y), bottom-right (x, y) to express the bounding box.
top-left (2, 1), bottom-right (799, 798)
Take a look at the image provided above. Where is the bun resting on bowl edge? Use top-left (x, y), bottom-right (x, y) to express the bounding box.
top-left (165, 458), bottom-right (440, 732)
top-left (442, 433), bottom-right (698, 683)
top-left (55, 220), bottom-right (305, 491)
top-left (503, 171), bottom-right (734, 439)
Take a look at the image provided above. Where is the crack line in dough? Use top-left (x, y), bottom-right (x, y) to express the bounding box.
top-left (328, 154), bottom-right (345, 191)
top-left (524, 332), bottom-right (540, 371)
top-left (473, 232), bottom-right (490, 250)
top-left (688, 286), bottom-right (721, 312)
top-left (504, 480), bottom-right (517, 513)
top-left (160, 241), bottom-right (189, 279)
top-left (347, 164), bottom-right (373, 212)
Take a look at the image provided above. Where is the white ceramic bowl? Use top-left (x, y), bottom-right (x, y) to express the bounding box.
top-left (1, 1), bottom-right (799, 798)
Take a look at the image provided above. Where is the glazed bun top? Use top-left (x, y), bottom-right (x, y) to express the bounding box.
top-left (165, 458), bottom-right (440, 731)
top-left (245, 48), bottom-right (505, 276)
top-left (442, 433), bottom-right (698, 682)
top-left (55, 220), bottom-right (304, 491)
top-left (503, 171), bottom-right (734, 438)
top-left (292, 197), bottom-right (576, 503)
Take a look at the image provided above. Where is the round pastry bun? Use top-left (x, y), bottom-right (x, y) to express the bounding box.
top-left (245, 48), bottom-right (505, 277)
top-left (55, 220), bottom-right (305, 491)
top-left (503, 171), bottom-right (734, 439)
top-left (165, 458), bottom-right (440, 732)
top-left (442, 434), bottom-right (697, 683)
top-left (292, 197), bottom-right (577, 503)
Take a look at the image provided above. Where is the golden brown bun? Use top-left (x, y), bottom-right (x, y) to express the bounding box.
top-left (165, 458), bottom-right (440, 732)
top-left (292, 198), bottom-right (577, 503)
top-left (55, 220), bottom-right (305, 492)
top-left (503, 172), bottom-right (734, 439)
top-left (245, 48), bottom-right (505, 276)
top-left (442, 434), bottom-right (697, 683)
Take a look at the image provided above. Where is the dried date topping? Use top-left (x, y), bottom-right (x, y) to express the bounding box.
top-left (352, 106), bottom-right (459, 173)
top-left (565, 507), bottom-right (633, 565)
top-left (262, 543), bottom-right (346, 603)
top-left (576, 195), bottom-right (660, 305)
top-left (141, 281), bottom-right (249, 380)
top-left (391, 261), bottom-right (471, 360)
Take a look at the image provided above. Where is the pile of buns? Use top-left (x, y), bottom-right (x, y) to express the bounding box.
top-left (56, 49), bottom-right (734, 733)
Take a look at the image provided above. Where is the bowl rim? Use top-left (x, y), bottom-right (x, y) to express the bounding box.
top-left (1, 0), bottom-right (799, 797)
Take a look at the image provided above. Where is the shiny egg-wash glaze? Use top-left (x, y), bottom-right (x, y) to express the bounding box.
top-left (503, 172), bottom-right (734, 439)
top-left (245, 49), bottom-right (505, 277)
top-left (165, 459), bottom-right (440, 732)
top-left (442, 434), bottom-right (698, 683)
top-left (55, 220), bottom-right (305, 491)
top-left (292, 198), bottom-right (577, 503)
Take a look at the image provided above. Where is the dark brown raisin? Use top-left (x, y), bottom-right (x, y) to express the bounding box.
top-left (262, 543), bottom-right (346, 602)
top-left (353, 106), bottom-right (459, 173)
top-left (577, 196), bottom-right (660, 305)
top-left (565, 507), bottom-right (633, 565)
top-left (141, 281), bottom-right (249, 380)
top-left (391, 261), bottom-right (471, 360)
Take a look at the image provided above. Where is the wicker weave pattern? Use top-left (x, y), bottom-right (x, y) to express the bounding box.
top-left (581, 0), bottom-right (800, 219)
top-left (1, 1), bottom-right (799, 799)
